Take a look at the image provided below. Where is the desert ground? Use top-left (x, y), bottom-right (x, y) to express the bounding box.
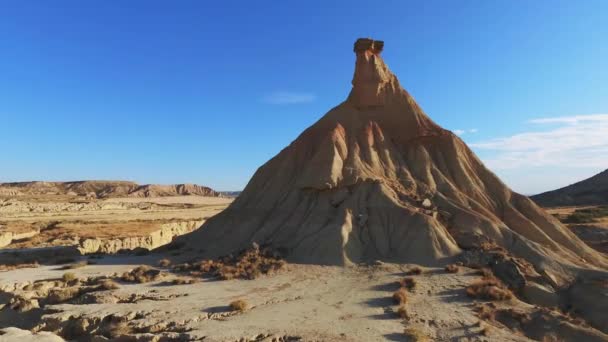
top-left (0, 195), bottom-right (232, 253)
top-left (1, 252), bottom-right (593, 342)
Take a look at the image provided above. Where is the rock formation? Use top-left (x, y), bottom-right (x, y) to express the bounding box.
top-left (0, 181), bottom-right (219, 199)
top-left (177, 39), bottom-right (608, 285)
top-left (532, 169), bottom-right (608, 207)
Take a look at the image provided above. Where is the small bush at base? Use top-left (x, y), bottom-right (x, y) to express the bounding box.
top-left (393, 287), bottom-right (408, 305)
top-left (398, 277), bottom-right (417, 291)
top-left (397, 306), bottom-right (410, 320)
top-left (98, 279), bottom-right (120, 290)
top-left (403, 327), bottom-right (431, 342)
top-left (120, 265), bottom-right (163, 283)
top-left (62, 272), bottom-right (77, 283)
top-left (229, 299), bottom-right (249, 312)
top-left (466, 277), bottom-right (513, 301)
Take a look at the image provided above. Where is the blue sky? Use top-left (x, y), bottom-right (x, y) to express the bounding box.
top-left (1, 1), bottom-right (607, 193)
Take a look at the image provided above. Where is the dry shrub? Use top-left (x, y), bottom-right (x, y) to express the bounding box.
top-left (398, 277), bottom-right (417, 291)
top-left (172, 245), bottom-right (286, 281)
top-left (62, 272), bottom-right (78, 283)
top-left (466, 276), bottom-right (513, 301)
top-left (444, 264), bottom-right (459, 273)
top-left (229, 299), bottom-right (249, 312)
top-left (47, 287), bottom-right (82, 304)
top-left (405, 267), bottom-right (423, 276)
top-left (158, 258), bottom-right (171, 267)
top-left (171, 278), bottom-right (197, 285)
top-left (403, 327), bottom-right (431, 342)
top-left (121, 265), bottom-right (163, 283)
top-left (98, 279), bottom-right (120, 290)
top-left (393, 287), bottom-right (408, 305)
top-left (475, 304), bottom-right (496, 321)
top-left (397, 306), bottom-right (410, 320)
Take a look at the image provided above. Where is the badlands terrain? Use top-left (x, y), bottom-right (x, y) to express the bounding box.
top-left (1, 39), bottom-right (608, 342)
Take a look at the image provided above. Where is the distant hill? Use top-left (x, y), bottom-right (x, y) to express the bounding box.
top-left (0, 181), bottom-right (219, 199)
top-left (531, 169), bottom-right (608, 207)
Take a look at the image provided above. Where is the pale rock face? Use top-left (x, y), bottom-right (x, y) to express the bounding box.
top-left (176, 38), bottom-right (608, 280)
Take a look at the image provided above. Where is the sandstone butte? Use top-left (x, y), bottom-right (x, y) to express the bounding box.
top-left (175, 38), bottom-right (608, 287)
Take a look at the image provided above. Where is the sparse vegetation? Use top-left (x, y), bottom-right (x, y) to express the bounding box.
top-left (98, 279), bottom-right (120, 290)
top-left (172, 245), bottom-right (286, 280)
top-left (405, 266), bottom-right (423, 276)
top-left (398, 277), bottom-right (417, 291)
top-left (170, 277), bottom-right (197, 285)
top-left (562, 206), bottom-right (608, 224)
top-left (397, 306), bottom-right (410, 320)
top-left (393, 287), bottom-right (408, 305)
top-left (466, 276), bottom-right (513, 301)
top-left (62, 272), bottom-right (77, 283)
top-left (120, 265), bottom-right (163, 283)
top-left (229, 299), bottom-right (249, 312)
top-left (445, 264), bottom-right (459, 273)
top-left (46, 287), bottom-right (82, 304)
top-left (403, 327), bottom-right (431, 341)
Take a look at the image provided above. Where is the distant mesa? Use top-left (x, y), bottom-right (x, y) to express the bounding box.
top-left (0, 180), bottom-right (220, 199)
top-left (532, 169), bottom-right (608, 207)
top-left (175, 37), bottom-right (608, 285)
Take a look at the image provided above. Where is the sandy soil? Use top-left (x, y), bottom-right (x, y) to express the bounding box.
top-left (0, 255), bottom-right (531, 342)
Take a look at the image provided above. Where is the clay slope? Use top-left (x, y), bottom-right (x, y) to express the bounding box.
top-left (0, 181), bottom-right (219, 199)
top-left (532, 169), bottom-right (608, 207)
top-left (178, 39), bottom-right (608, 280)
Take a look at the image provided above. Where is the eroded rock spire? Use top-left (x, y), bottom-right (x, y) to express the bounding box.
top-left (348, 38), bottom-right (399, 108)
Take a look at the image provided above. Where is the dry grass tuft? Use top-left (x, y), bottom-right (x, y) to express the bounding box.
top-left (475, 303), bottom-right (497, 321)
top-left (98, 279), bottom-right (120, 291)
top-left (46, 287), bottom-right (82, 304)
top-left (397, 306), bottom-right (410, 320)
top-left (172, 245), bottom-right (286, 281)
top-left (62, 272), bottom-right (77, 283)
top-left (120, 265), bottom-right (163, 283)
top-left (393, 287), bottom-right (408, 305)
top-left (171, 278), bottom-right (197, 285)
top-left (398, 277), bottom-right (417, 291)
top-left (158, 258), bottom-right (171, 267)
top-left (229, 299), bottom-right (249, 312)
top-left (466, 276), bottom-right (513, 301)
top-left (444, 264), bottom-right (459, 273)
top-left (405, 266), bottom-right (423, 276)
top-left (403, 327), bottom-right (431, 341)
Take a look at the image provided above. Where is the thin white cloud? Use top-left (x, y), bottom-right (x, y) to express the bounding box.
top-left (261, 91), bottom-right (316, 105)
top-left (453, 128), bottom-right (478, 136)
top-left (528, 114), bottom-right (608, 124)
top-left (470, 114), bottom-right (608, 170)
